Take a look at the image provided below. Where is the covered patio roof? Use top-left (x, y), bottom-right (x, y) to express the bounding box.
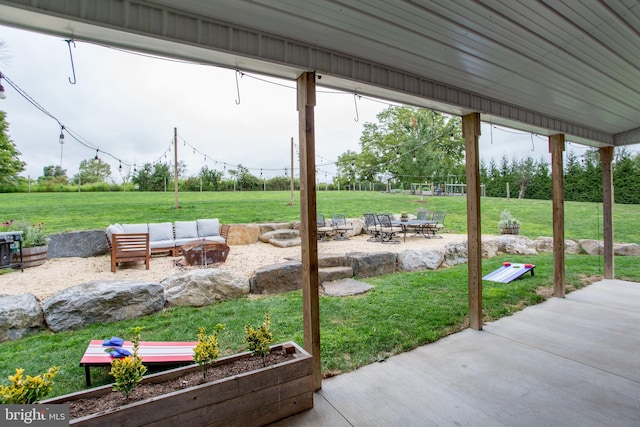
top-left (0, 0), bottom-right (639, 148)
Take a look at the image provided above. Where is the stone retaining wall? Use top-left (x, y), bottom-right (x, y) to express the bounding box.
top-left (3, 233), bottom-right (640, 342)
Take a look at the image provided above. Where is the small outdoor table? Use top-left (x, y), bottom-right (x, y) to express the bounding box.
top-left (181, 240), bottom-right (230, 266)
top-left (391, 220), bottom-right (436, 241)
top-left (79, 340), bottom-right (197, 386)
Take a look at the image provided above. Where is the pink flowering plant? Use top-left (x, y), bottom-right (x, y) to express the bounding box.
top-left (1, 219), bottom-right (50, 248)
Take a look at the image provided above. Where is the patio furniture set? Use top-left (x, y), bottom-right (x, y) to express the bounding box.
top-left (363, 210), bottom-right (445, 243)
top-left (317, 214), bottom-right (354, 241)
top-left (104, 218), bottom-right (229, 272)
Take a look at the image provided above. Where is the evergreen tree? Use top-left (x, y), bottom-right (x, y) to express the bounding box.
top-left (0, 111), bottom-right (26, 185)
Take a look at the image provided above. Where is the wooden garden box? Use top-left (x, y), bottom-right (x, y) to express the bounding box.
top-left (43, 342), bottom-right (313, 426)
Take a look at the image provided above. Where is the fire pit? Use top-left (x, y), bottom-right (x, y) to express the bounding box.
top-left (181, 240), bottom-right (230, 266)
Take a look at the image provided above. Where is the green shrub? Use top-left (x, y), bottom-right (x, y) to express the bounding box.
top-left (193, 324), bottom-right (225, 378)
top-left (0, 366), bottom-right (60, 404)
top-left (109, 327), bottom-right (147, 399)
top-left (244, 314), bottom-right (274, 366)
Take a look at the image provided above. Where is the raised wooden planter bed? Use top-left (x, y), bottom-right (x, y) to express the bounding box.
top-left (43, 342), bottom-right (313, 426)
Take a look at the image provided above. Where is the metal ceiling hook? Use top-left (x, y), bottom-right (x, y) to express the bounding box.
top-left (234, 70), bottom-right (242, 104)
top-left (65, 39), bottom-right (77, 84)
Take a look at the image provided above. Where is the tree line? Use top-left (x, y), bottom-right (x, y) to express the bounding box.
top-left (2, 108), bottom-right (640, 202)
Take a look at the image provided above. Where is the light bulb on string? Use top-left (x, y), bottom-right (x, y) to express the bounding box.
top-left (396, 149), bottom-right (400, 159)
top-left (0, 72), bottom-right (6, 99)
top-left (58, 126), bottom-right (65, 144)
top-left (94, 149), bottom-right (99, 160)
top-left (119, 161), bottom-right (122, 171)
top-left (412, 153), bottom-right (417, 162)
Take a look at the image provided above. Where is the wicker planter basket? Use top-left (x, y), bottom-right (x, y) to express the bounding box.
top-left (499, 225), bottom-right (520, 235)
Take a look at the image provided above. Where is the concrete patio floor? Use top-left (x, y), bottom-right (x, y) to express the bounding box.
top-left (273, 279), bottom-right (640, 426)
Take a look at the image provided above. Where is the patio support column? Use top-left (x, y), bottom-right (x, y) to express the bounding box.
top-left (549, 135), bottom-right (566, 298)
top-left (462, 113), bottom-right (482, 330)
top-left (297, 71), bottom-right (322, 391)
top-left (600, 146), bottom-right (615, 279)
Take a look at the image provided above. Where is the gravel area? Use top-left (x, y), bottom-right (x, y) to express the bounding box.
top-left (0, 233), bottom-right (469, 301)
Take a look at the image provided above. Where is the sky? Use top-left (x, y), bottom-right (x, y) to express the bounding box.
top-left (0, 24), bottom-right (599, 184)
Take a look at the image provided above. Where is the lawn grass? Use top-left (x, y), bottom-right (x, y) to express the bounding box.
top-left (1, 191), bottom-right (639, 243)
top-left (1, 252), bottom-right (638, 398)
top-left (1, 191), bottom-right (639, 398)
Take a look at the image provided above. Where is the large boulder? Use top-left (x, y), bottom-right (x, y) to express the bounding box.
top-left (43, 281), bottom-right (165, 332)
top-left (162, 269), bottom-right (249, 307)
top-left (495, 235), bottom-right (537, 255)
top-left (48, 230), bottom-right (108, 258)
top-left (481, 238), bottom-right (499, 259)
top-left (535, 237), bottom-right (580, 254)
top-left (259, 229), bottom-right (301, 247)
top-left (614, 243), bottom-right (640, 256)
top-left (579, 239), bottom-right (602, 255)
top-left (397, 249), bottom-right (444, 271)
top-left (226, 224), bottom-right (261, 245)
top-left (347, 252), bottom-right (397, 278)
top-left (0, 293), bottom-right (44, 343)
top-left (250, 261), bottom-right (302, 294)
top-left (444, 242), bottom-right (468, 266)
top-left (258, 223), bottom-right (294, 234)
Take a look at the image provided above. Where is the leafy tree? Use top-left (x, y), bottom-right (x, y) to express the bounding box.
top-left (513, 156), bottom-right (536, 199)
top-left (355, 106), bottom-right (464, 188)
top-left (227, 164), bottom-right (260, 191)
top-left (0, 111), bottom-right (26, 185)
top-left (39, 165), bottom-right (68, 184)
top-left (132, 162), bottom-right (172, 191)
top-left (198, 166), bottom-right (222, 191)
top-left (334, 150), bottom-right (360, 190)
top-left (72, 158), bottom-right (112, 184)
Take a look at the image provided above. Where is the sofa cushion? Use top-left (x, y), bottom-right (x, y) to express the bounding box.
top-left (148, 222), bottom-right (174, 242)
top-left (150, 240), bottom-right (176, 249)
top-left (174, 221), bottom-right (198, 239)
top-left (197, 219), bottom-right (220, 237)
top-left (122, 223), bottom-right (148, 234)
top-left (202, 235), bottom-right (226, 244)
top-left (105, 224), bottom-right (124, 242)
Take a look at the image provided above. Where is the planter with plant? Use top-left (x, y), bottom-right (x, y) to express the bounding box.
top-left (400, 212), bottom-right (409, 222)
top-left (2, 219), bottom-right (50, 267)
top-left (498, 210), bottom-right (521, 235)
top-left (0, 366), bottom-right (60, 404)
top-left (42, 317), bottom-right (313, 426)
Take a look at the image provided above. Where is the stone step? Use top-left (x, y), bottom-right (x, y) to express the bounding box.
top-left (319, 266), bottom-right (354, 284)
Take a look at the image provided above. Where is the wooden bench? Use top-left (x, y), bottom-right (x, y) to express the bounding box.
top-left (79, 340), bottom-right (197, 386)
top-left (110, 233), bottom-right (150, 273)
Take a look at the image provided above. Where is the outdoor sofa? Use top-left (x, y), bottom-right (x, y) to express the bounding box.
top-left (105, 219), bottom-right (229, 257)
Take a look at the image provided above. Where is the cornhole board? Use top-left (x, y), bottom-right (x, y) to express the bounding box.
top-left (483, 262), bottom-right (535, 283)
top-left (80, 340), bottom-right (197, 386)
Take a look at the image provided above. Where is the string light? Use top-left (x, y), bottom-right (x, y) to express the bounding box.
top-left (58, 125), bottom-right (65, 144)
top-left (0, 73), bottom-right (6, 100)
top-left (94, 149), bottom-right (99, 160)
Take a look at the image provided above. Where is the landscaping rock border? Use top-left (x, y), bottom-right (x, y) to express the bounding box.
top-left (1, 231), bottom-right (638, 341)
